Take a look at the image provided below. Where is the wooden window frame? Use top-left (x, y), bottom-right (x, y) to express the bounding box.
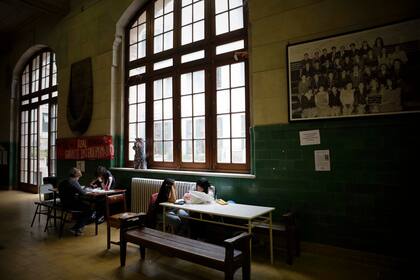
top-left (125, 0), bottom-right (249, 173)
top-left (19, 49), bottom-right (58, 187)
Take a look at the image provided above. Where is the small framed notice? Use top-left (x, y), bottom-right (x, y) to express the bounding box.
top-left (299, 129), bottom-right (321, 146)
top-left (76, 160), bottom-right (85, 172)
top-left (314, 150), bottom-right (330, 171)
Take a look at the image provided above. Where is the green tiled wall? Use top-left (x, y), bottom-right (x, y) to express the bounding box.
top-left (57, 116), bottom-right (419, 257)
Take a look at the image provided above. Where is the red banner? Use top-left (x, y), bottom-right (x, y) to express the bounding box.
top-left (57, 135), bottom-right (114, 160)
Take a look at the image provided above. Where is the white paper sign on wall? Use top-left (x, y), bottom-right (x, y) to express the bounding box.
top-left (299, 129), bottom-right (321, 146)
top-left (314, 150), bottom-right (330, 171)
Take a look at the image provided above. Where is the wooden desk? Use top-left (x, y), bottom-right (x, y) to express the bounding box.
top-left (160, 201), bottom-right (275, 264)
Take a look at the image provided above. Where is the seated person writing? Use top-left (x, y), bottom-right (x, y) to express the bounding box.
top-left (58, 167), bottom-right (94, 236)
top-left (146, 178), bottom-right (188, 235)
top-left (89, 166), bottom-right (115, 190)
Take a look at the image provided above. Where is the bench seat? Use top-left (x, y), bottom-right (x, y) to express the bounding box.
top-left (120, 227), bottom-right (251, 280)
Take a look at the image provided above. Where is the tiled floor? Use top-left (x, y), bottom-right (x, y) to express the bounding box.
top-left (0, 190), bottom-right (405, 280)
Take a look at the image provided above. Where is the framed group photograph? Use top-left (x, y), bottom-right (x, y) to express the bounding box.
top-left (287, 18), bottom-right (420, 121)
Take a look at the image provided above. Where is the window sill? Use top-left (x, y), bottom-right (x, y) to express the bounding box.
top-left (110, 167), bottom-right (255, 179)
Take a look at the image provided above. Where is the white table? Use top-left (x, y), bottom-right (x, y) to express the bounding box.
top-left (160, 201), bottom-right (275, 264)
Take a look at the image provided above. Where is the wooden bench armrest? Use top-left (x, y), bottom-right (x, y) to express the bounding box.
top-left (223, 232), bottom-right (251, 260)
top-left (119, 213), bottom-right (147, 230)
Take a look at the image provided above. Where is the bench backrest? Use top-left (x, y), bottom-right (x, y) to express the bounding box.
top-left (131, 178), bottom-right (195, 212)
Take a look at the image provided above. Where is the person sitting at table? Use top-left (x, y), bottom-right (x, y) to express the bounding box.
top-left (89, 166), bottom-right (115, 190)
top-left (146, 178), bottom-right (188, 235)
top-left (58, 167), bottom-right (94, 236)
top-left (181, 178), bottom-right (217, 239)
top-left (183, 178), bottom-right (215, 203)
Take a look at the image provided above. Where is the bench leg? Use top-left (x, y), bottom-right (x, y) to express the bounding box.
top-left (120, 228), bottom-right (127, 266)
top-left (140, 246), bottom-right (146, 260)
top-left (107, 223), bottom-right (111, 249)
top-left (224, 271), bottom-right (234, 280)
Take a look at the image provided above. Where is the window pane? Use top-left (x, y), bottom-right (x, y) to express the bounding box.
top-left (138, 41), bottom-right (146, 58)
top-left (182, 0), bottom-right (192, 7)
top-left (154, 141), bottom-right (163, 161)
top-left (231, 113), bottom-right (245, 137)
top-left (230, 7), bottom-right (243, 31)
top-left (217, 114), bottom-right (230, 138)
top-left (138, 24), bottom-right (146, 40)
top-left (193, 70), bottom-right (205, 93)
top-left (129, 141), bottom-right (135, 160)
top-left (193, 20), bottom-right (205, 42)
top-left (217, 90), bottom-right (230, 114)
top-left (194, 116), bottom-right (205, 139)
top-left (194, 140), bottom-right (205, 162)
top-left (129, 66), bottom-right (146, 77)
top-left (130, 44), bottom-right (137, 61)
top-left (182, 25), bottom-right (192, 45)
top-left (216, 40), bottom-right (244, 55)
top-left (138, 123), bottom-right (146, 139)
top-left (139, 11), bottom-right (146, 23)
top-left (181, 73), bottom-right (192, 95)
top-left (230, 0), bottom-right (242, 10)
top-left (155, 0), bottom-right (163, 17)
top-left (216, 12), bottom-right (229, 35)
top-left (129, 86), bottom-right (137, 104)
top-left (182, 118), bottom-right (193, 139)
top-left (181, 95), bottom-right (192, 117)
top-left (154, 16), bottom-right (163, 35)
top-left (129, 104), bottom-right (137, 122)
top-left (164, 141), bottom-right (173, 161)
top-left (215, 0), bottom-right (228, 13)
top-left (182, 140), bottom-right (193, 162)
top-left (154, 80), bottom-right (162, 99)
top-left (153, 58), bottom-right (173, 70)
top-left (154, 35), bottom-right (163, 53)
top-left (164, 120), bottom-right (173, 140)
top-left (231, 87), bottom-right (245, 112)
top-left (217, 139), bottom-right (230, 163)
top-left (165, 0), bottom-right (174, 13)
top-left (216, 65), bottom-right (230, 89)
top-left (154, 121), bottom-right (163, 140)
top-left (154, 100), bottom-right (162, 119)
top-left (181, 50), bottom-right (205, 63)
top-left (163, 77), bottom-right (172, 98)
top-left (193, 93), bottom-right (205, 116)
top-left (163, 99), bottom-right (172, 119)
top-left (164, 13), bottom-right (173, 32)
top-left (231, 62), bottom-right (245, 87)
top-left (138, 84), bottom-right (146, 102)
top-left (138, 103), bottom-right (146, 122)
top-left (163, 31), bottom-right (173, 50)
top-left (232, 138), bottom-right (245, 163)
top-left (130, 27), bottom-right (138, 44)
top-left (193, 1), bottom-right (204, 21)
top-left (182, 5), bottom-right (192, 25)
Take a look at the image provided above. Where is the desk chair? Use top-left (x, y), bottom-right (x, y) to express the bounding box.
top-left (106, 193), bottom-right (143, 249)
top-left (30, 184), bottom-right (55, 228)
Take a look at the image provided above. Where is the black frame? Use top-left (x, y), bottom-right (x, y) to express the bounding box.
top-left (287, 18), bottom-right (420, 121)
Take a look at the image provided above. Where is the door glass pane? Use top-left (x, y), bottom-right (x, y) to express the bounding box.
top-left (39, 104), bottom-right (49, 180)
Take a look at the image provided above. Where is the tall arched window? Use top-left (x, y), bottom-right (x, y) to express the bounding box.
top-left (19, 49), bottom-right (58, 187)
top-left (126, 0), bottom-right (249, 172)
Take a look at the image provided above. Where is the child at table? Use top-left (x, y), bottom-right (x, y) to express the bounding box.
top-left (146, 178), bottom-right (188, 235)
top-left (183, 178), bottom-right (215, 203)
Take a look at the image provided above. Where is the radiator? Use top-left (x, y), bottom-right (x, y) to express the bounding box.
top-left (131, 178), bottom-right (196, 213)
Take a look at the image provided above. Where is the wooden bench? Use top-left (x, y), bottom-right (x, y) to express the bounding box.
top-left (120, 226), bottom-right (251, 280)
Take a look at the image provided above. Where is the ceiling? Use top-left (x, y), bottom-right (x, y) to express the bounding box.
top-left (0, 0), bottom-right (70, 52)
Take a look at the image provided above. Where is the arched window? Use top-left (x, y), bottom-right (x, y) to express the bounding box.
top-left (126, 0), bottom-right (248, 172)
top-left (19, 49), bottom-right (58, 186)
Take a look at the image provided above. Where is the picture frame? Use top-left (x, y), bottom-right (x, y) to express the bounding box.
top-left (287, 18), bottom-right (420, 121)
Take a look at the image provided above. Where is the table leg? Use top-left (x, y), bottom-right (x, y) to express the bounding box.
top-left (162, 206), bottom-right (166, 232)
top-left (248, 219), bottom-right (252, 260)
top-left (269, 211), bottom-right (273, 264)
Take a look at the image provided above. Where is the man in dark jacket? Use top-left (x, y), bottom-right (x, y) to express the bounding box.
top-left (58, 167), bottom-right (93, 235)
